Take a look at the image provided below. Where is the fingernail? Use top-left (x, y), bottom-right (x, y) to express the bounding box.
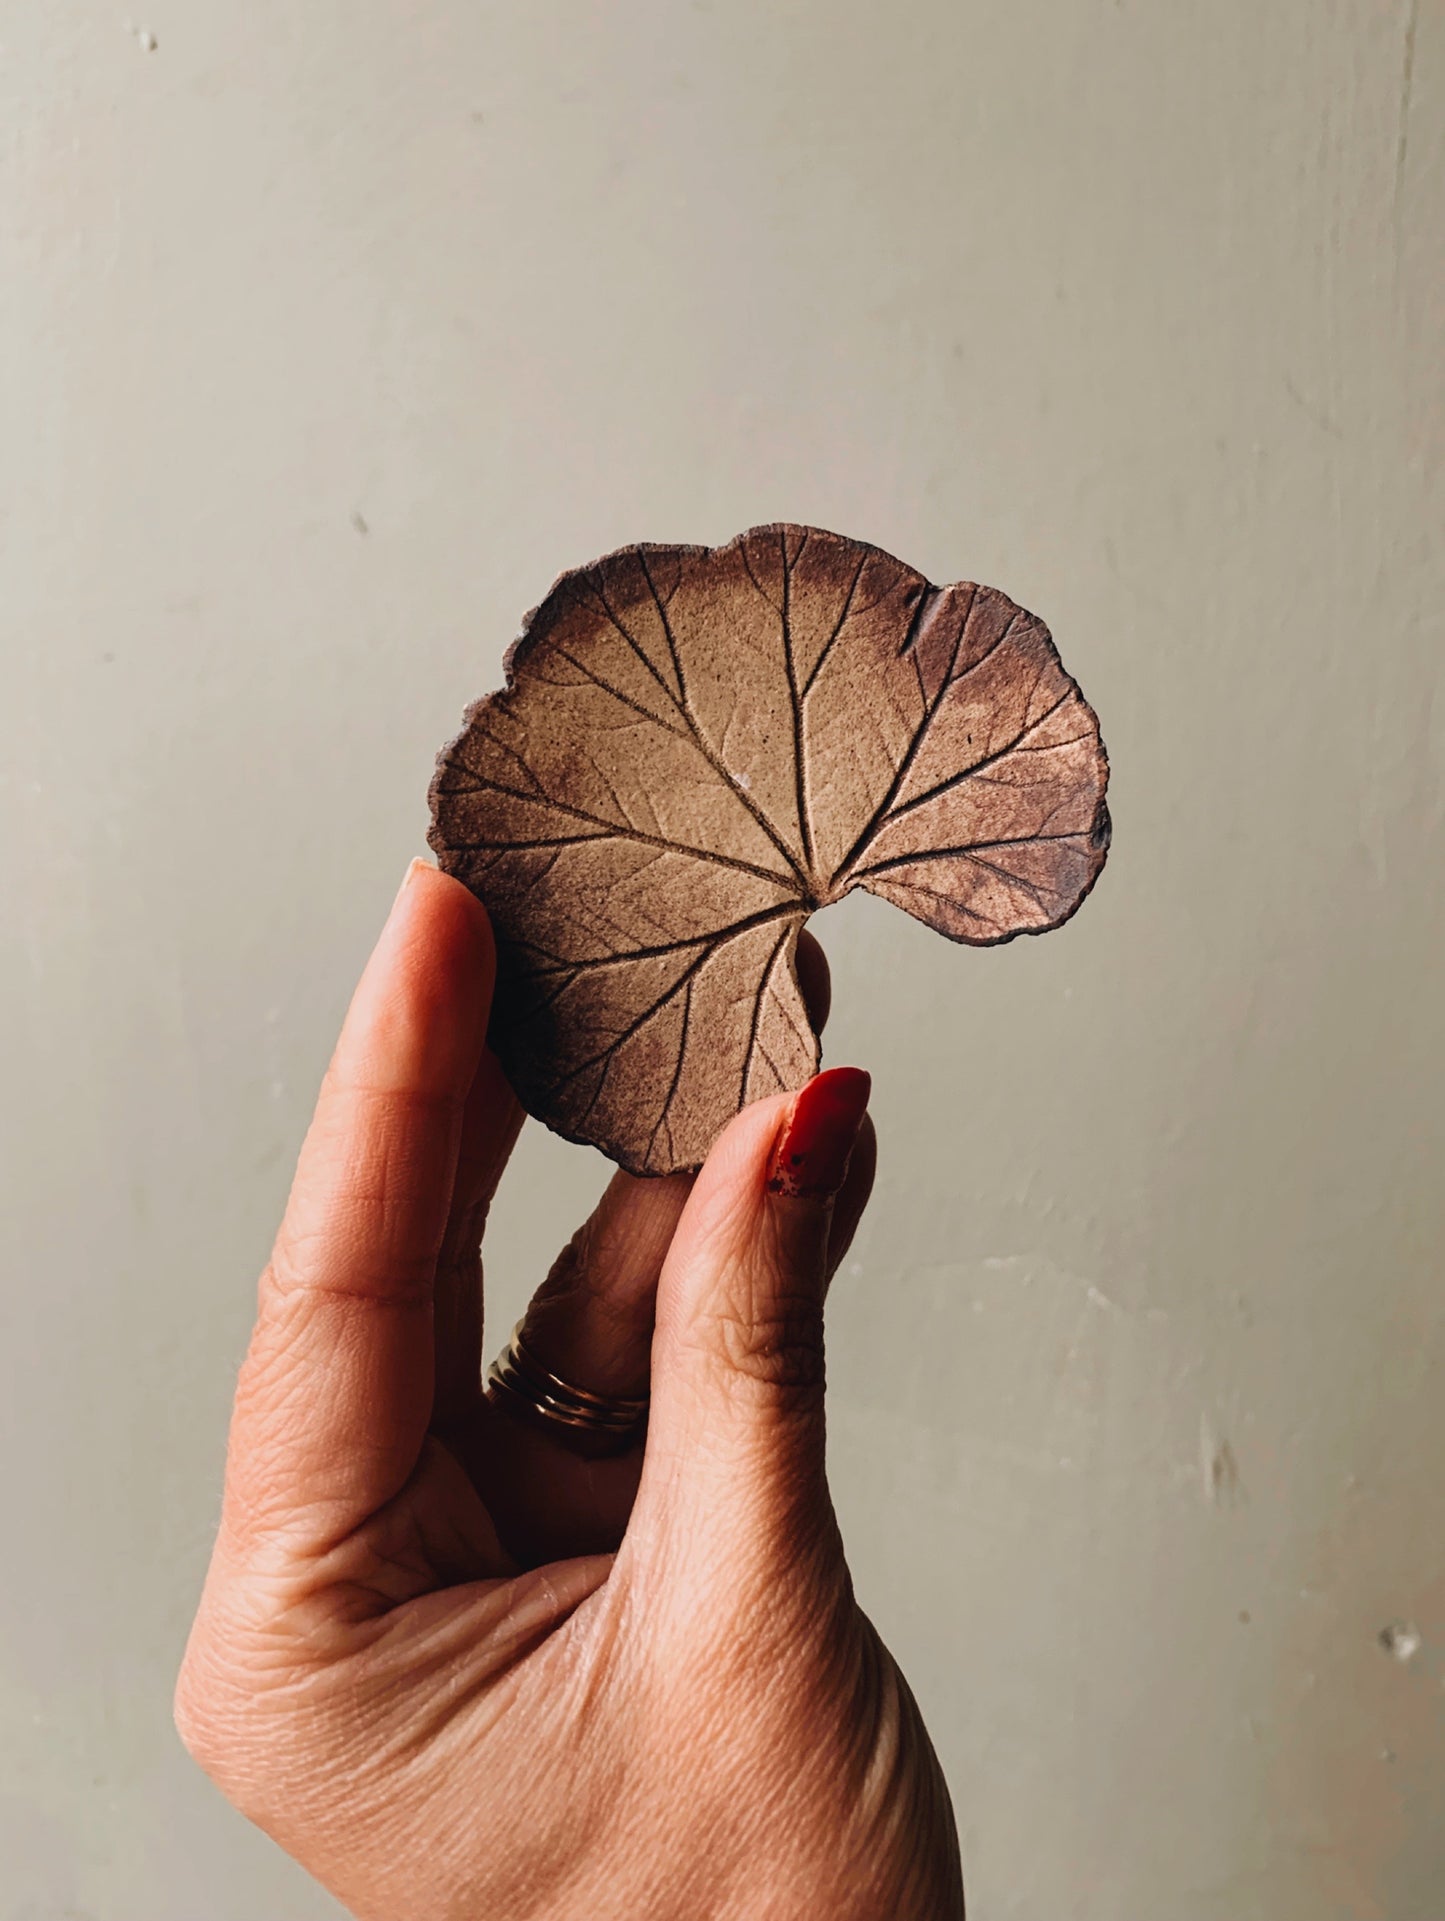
top-left (391, 856), bottom-right (433, 911)
top-left (767, 1067), bottom-right (871, 1201)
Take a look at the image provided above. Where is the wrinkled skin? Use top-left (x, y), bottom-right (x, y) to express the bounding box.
top-left (175, 861), bottom-right (965, 1920)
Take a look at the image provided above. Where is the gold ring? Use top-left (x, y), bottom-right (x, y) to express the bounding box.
top-left (485, 1321), bottom-right (649, 1451)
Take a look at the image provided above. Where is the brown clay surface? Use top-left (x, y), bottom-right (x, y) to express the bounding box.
top-left (429, 524), bottom-right (1110, 1173)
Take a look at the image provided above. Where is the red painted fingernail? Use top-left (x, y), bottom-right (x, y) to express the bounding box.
top-left (767, 1067), bottom-right (871, 1200)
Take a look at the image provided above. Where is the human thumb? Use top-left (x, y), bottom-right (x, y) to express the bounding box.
top-left (635, 1068), bottom-right (871, 1595)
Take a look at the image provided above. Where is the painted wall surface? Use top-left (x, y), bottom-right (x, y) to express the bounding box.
top-left (3, 4), bottom-right (1442, 1916)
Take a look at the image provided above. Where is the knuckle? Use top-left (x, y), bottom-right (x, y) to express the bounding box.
top-left (264, 1225), bottom-right (437, 1314)
top-left (173, 1651), bottom-right (247, 1783)
top-left (527, 1217), bottom-right (658, 1362)
top-left (171, 1665), bottom-right (211, 1762)
top-left (706, 1292), bottom-right (827, 1410)
top-left (173, 1623), bottom-right (329, 1823)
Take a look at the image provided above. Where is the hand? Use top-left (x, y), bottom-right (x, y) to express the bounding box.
top-left (175, 861), bottom-right (964, 1920)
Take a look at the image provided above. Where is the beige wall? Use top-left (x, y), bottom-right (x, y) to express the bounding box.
top-left (3, 3), bottom-right (1442, 1916)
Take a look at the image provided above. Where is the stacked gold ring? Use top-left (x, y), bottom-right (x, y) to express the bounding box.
top-left (485, 1321), bottom-right (649, 1449)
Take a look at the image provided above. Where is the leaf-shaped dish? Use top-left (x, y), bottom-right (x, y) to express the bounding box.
top-left (429, 523), bottom-right (1110, 1175)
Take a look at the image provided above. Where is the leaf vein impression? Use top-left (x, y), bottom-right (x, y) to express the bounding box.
top-left (648, 972), bottom-right (695, 1161)
top-left (635, 546), bottom-right (812, 892)
top-left (448, 773), bottom-right (800, 892)
top-left (829, 598), bottom-right (1012, 889)
top-left (522, 899), bottom-right (803, 978)
top-left (589, 571), bottom-right (684, 710)
top-left (553, 642), bottom-right (691, 741)
top-left (739, 923), bottom-right (794, 1107)
top-left (800, 551), bottom-right (868, 698)
top-left (856, 830), bottom-right (1089, 881)
top-left (545, 903), bottom-right (802, 1095)
top-left (779, 526), bottom-right (815, 882)
top-left (871, 874), bottom-right (998, 930)
top-left (879, 686), bottom-right (1078, 827)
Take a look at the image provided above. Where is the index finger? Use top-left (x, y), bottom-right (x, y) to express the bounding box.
top-left (221, 860), bottom-right (499, 1551)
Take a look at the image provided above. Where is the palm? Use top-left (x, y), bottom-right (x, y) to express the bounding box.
top-left (327, 1329), bottom-right (650, 1609)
